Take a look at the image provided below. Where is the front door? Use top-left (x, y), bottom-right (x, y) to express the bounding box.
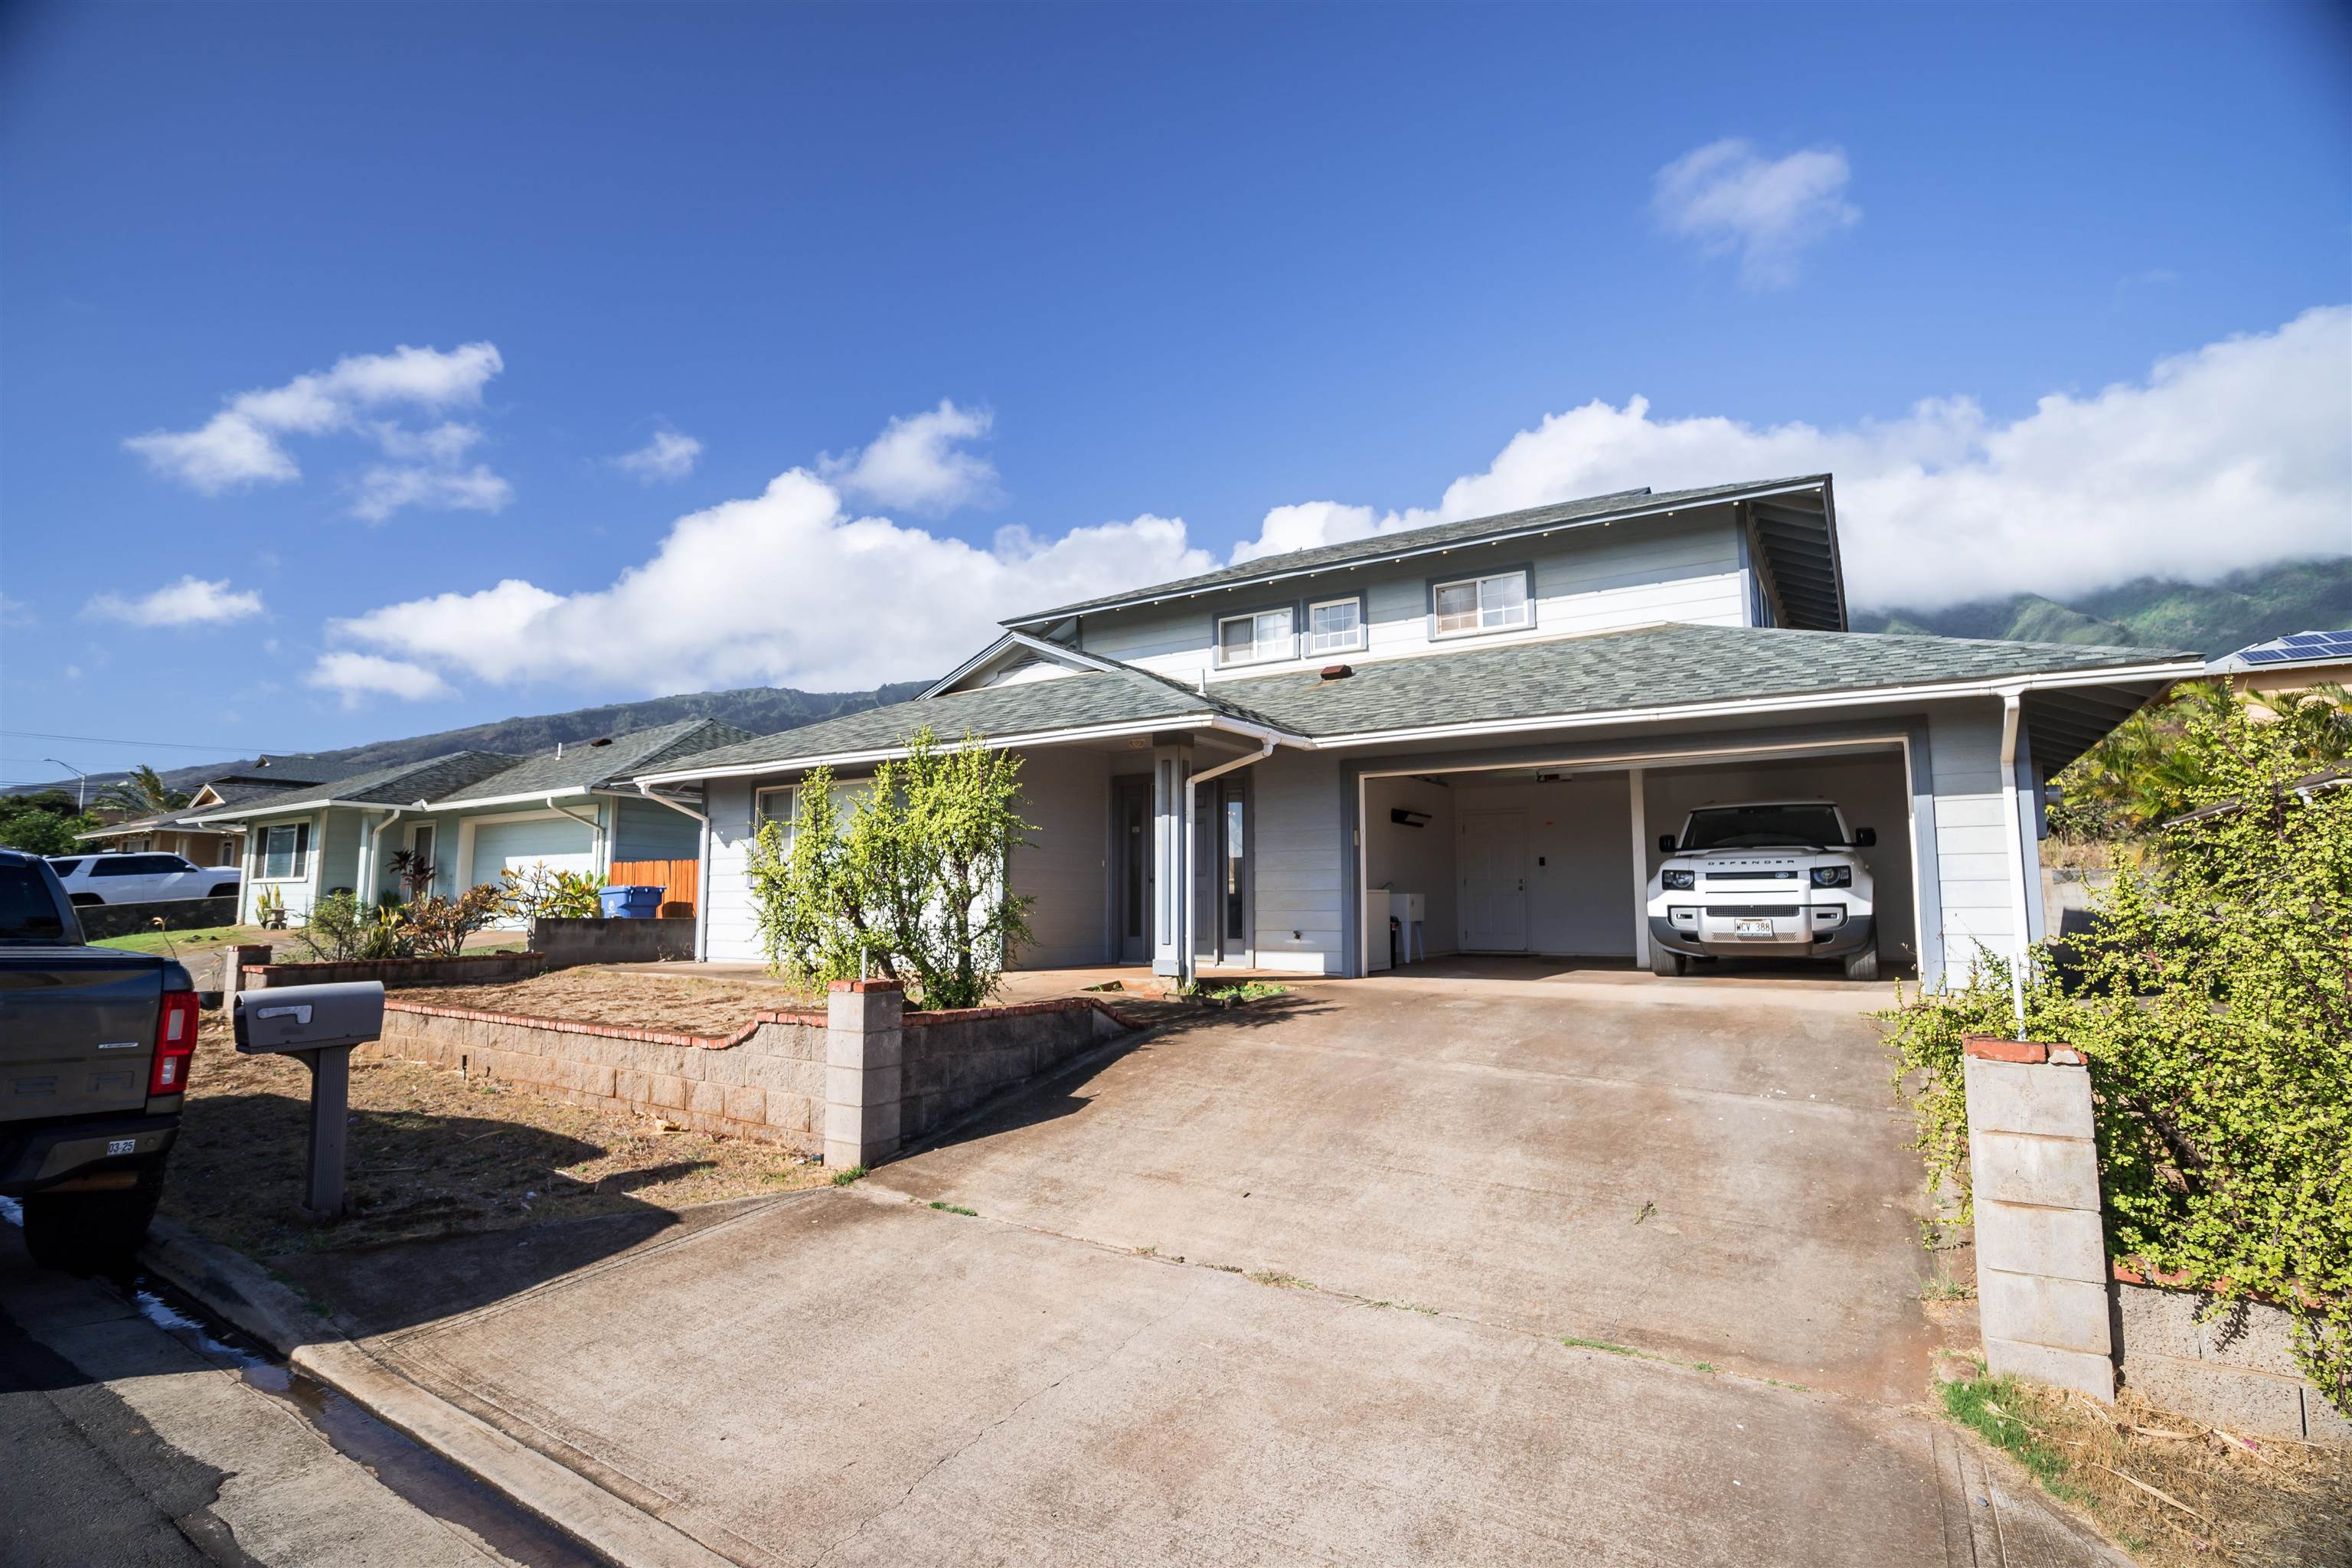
top-left (1459, 809), bottom-right (1528, 952)
top-left (1113, 779), bottom-right (1153, 964)
top-left (1191, 776), bottom-right (1252, 966)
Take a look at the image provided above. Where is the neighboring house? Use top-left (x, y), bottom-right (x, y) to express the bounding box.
top-left (74, 764), bottom-right (324, 865)
top-left (2207, 629), bottom-right (2352, 720)
top-left (635, 474), bottom-right (2204, 989)
top-left (187, 720), bottom-right (751, 925)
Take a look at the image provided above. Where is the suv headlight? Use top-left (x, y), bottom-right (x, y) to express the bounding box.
top-left (1661, 869), bottom-right (1694, 890)
top-left (1810, 866), bottom-right (1852, 889)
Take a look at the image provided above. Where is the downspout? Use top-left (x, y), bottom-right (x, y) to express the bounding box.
top-left (638, 783), bottom-right (712, 963)
top-left (1998, 690), bottom-right (2029, 1037)
top-left (365, 806), bottom-right (407, 904)
top-left (1180, 737), bottom-right (1277, 986)
top-left (547, 795), bottom-right (603, 867)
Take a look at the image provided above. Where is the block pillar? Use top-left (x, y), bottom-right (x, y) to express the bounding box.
top-left (1150, 738), bottom-right (1193, 977)
top-left (1963, 1034), bottom-right (2115, 1400)
top-left (220, 942), bottom-right (272, 1008)
top-left (825, 979), bottom-right (904, 1168)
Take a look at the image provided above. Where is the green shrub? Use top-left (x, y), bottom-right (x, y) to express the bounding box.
top-left (407, 885), bottom-right (503, 959)
top-left (1883, 690), bottom-right (2350, 1413)
top-left (296, 892), bottom-right (410, 962)
top-left (747, 728), bottom-right (1035, 1010)
top-left (498, 863), bottom-right (606, 921)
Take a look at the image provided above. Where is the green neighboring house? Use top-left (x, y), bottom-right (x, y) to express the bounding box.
top-left (190, 718), bottom-right (751, 926)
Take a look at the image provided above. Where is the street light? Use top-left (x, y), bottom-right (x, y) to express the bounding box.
top-left (43, 758), bottom-right (87, 811)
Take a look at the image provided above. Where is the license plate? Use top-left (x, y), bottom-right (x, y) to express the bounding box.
top-left (106, 1138), bottom-right (138, 1157)
top-left (1735, 919), bottom-right (1775, 938)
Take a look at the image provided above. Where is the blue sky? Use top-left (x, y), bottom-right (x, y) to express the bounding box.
top-left (2, 1), bottom-right (2347, 782)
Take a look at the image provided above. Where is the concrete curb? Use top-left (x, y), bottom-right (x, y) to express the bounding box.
top-left (139, 1217), bottom-right (736, 1568)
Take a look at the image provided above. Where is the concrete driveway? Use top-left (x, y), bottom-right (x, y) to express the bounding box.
top-left (887, 961), bottom-right (1936, 1403)
top-left (266, 966), bottom-right (2123, 1566)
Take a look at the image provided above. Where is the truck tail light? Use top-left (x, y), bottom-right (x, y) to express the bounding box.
top-left (150, 989), bottom-right (200, 1096)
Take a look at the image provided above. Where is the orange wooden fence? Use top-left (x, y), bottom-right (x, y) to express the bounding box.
top-left (606, 858), bottom-right (698, 918)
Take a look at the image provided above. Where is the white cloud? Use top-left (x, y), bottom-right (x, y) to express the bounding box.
top-left (126, 342), bottom-right (509, 518)
top-left (350, 463), bottom-right (514, 524)
top-left (612, 429), bottom-right (703, 482)
top-left (818, 400), bottom-right (998, 514)
top-left (1227, 305), bottom-right (2352, 612)
top-left (83, 576), bottom-right (266, 627)
top-left (305, 652), bottom-right (456, 706)
top-left (319, 406), bottom-right (1210, 694)
top-left (1653, 139), bottom-right (1858, 289)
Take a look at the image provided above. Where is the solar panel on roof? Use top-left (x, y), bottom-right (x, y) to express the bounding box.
top-left (2280, 633), bottom-right (2331, 648)
top-left (2241, 648), bottom-right (2293, 663)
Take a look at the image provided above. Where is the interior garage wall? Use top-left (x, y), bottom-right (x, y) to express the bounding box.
top-left (1448, 773), bottom-right (1637, 956)
top-left (1253, 747), bottom-right (1345, 974)
top-left (1008, 746), bottom-right (1112, 968)
top-left (1641, 753), bottom-right (1917, 969)
top-left (1363, 775), bottom-right (1459, 957)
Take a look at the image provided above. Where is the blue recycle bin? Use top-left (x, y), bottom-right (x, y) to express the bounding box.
top-left (599, 884), bottom-right (664, 919)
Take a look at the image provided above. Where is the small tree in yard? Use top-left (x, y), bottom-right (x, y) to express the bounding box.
top-left (1883, 687), bottom-right (2351, 1416)
top-left (404, 886), bottom-right (503, 959)
top-left (747, 728), bottom-right (1036, 1009)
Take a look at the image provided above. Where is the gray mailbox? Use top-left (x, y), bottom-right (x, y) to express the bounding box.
top-left (234, 981), bottom-right (387, 1220)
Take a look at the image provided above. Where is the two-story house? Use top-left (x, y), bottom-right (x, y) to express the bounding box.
top-left (636, 475), bottom-right (2201, 989)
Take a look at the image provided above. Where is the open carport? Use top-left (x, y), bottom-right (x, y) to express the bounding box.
top-left (1361, 739), bottom-right (1918, 980)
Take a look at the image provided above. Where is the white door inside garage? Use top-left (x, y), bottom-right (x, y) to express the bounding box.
top-left (470, 815), bottom-right (595, 884)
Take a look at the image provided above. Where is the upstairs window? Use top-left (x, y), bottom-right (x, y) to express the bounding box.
top-left (1217, 607), bottom-right (1295, 667)
top-left (1306, 596), bottom-right (1364, 655)
top-left (1432, 570), bottom-right (1531, 638)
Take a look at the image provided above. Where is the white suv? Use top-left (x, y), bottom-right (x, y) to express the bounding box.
top-left (1645, 800), bottom-right (1880, 981)
top-left (45, 853), bottom-right (243, 908)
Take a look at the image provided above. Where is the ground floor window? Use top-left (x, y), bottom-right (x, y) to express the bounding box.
top-left (261, 822), bottom-right (309, 880)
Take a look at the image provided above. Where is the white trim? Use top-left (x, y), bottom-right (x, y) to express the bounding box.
top-left (1626, 767), bottom-right (1648, 967)
top-left (1304, 596), bottom-right (1366, 656)
top-left (920, 631), bottom-right (1125, 699)
top-left (427, 784), bottom-right (596, 812)
top-left (1003, 477), bottom-right (1833, 629)
top-left (636, 714), bottom-right (1296, 786)
top-left (1303, 659), bottom-right (2203, 750)
top-left (1998, 692), bottom-right (2028, 1033)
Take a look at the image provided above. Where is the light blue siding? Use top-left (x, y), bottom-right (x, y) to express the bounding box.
top-left (615, 794), bottom-right (701, 861)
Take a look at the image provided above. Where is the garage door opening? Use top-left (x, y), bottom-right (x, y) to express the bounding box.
top-left (1360, 746), bottom-right (1917, 981)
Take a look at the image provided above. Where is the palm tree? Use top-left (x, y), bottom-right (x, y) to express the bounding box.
top-left (94, 763), bottom-right (191, 816)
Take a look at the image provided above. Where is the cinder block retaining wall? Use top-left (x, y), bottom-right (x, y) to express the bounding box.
top-left (377, 1002), bottom-right (830, 1149)
top-left (1964, 1034), bottom-right (2346, 1443)
top-left (243, 952), bottom-right (550, 990)
top-left (2113, 1277), bottom-right (2349, 1445)
top-left (372, 991), bottom-right (1141, 1159)
top-left (528, 916), bottom-right (697, 970)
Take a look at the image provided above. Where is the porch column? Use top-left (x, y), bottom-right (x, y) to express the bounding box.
top-left (1627, 767), bottom-right (1649, 967)
top-left (1150, 737), bottom-right (1193, 976)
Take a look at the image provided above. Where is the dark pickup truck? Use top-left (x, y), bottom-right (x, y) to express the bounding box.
top-left (0, 847), bottom-right (197, 1271)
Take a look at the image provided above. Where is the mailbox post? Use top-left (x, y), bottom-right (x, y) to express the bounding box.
top-left (234, 981), bottom-right (387, 1220)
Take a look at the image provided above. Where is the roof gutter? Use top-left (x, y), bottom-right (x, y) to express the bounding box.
top-left (632, 714), bottom-right (1303, 788)
top-left (1001, 479), bottom-right (1831, 629)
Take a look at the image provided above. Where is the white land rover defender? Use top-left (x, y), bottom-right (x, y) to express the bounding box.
top-left (1645, 799), bottom-right (1880, 982)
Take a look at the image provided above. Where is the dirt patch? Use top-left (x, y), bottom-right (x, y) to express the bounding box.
top-left (400, 968), bottom-right (815, 1035)
top-left (163, 1012), bottom-right (831, 1257)
top-left (1942, 1369), bottom-right (2350, 1567)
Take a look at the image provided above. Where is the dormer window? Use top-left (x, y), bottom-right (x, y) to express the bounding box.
top-left (1431, 569), bottom-right (1532, 638)
top-left (1306, 596), bottom-right (1364, 655)
top-left (1217, 607), bottom-right (1295, 667)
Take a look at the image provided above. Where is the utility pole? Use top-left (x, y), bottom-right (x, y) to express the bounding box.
top-left (43, 758), bottom-right (87, 811)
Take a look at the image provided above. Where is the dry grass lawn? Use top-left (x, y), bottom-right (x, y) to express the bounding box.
top-left (164, 1011), bottom-right (830, 1257)
top-left (401, 967), bottom-right (815, 1035)
top-left (1942, 1370), bottom-right (2350, 1567)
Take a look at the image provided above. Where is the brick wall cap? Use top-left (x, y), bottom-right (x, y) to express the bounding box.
top-left (828, 978), bottom-right (903, 994)
top-left (1962, 1034), bottom-right (2072, 1064)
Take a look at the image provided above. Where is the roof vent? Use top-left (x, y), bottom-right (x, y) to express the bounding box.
top-left (1320, 663), bottom-right (1354, 681)
top-left (590, 737), bottom-right (613, 747)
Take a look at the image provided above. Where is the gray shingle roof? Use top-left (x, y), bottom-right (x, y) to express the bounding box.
top-left (639, 664), bottom-right (1241, 779)
top-left (1004, 475), bottom-right (1830, 626)
top-left (434, 719), bottom-right (757, 803)
top-left (1206, 623), bottom-right (2194, 738)
top-left (196, 750), bottom-right (524, 819)
top-left (640, 623), bottom-right (2196, 780)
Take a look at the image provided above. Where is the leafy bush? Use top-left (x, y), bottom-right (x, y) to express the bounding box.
top-left (497, 862), bottom-right (606, 921)
top-left (0, 789), bottom-right (100, 855)
top-left (747, 727), bottom-right (1035, 1009)
top-left (1883, 689), bottom-right (2350, 1413)
top-left (296, 892), bottom-right (412, 962)
top-left (405, 885), bottom-right (503, 959)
